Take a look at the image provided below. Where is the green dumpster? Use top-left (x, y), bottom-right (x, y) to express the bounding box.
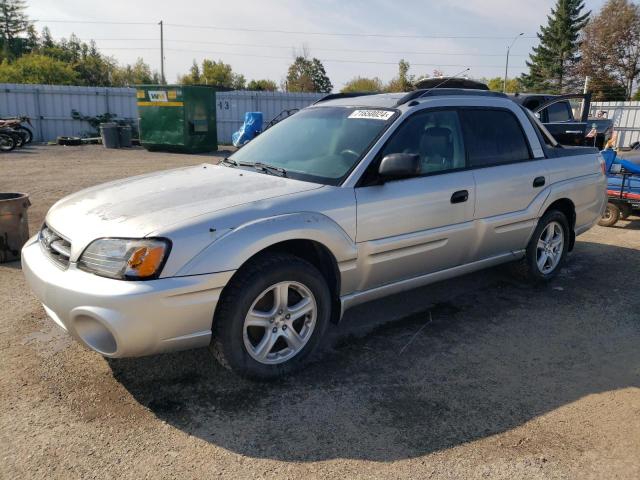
top-left (136, 85), bottom-right (218, 153)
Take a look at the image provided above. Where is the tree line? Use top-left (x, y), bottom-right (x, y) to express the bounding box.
top-left (0, 0), bottom-right (638, 99)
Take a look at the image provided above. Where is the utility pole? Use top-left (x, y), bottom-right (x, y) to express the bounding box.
top-left (583, 75), bottom-right (590, 94)
top-left (503, 33), bottom-right (524, 93)
top-left (159, 20), bottom-right (165, 85)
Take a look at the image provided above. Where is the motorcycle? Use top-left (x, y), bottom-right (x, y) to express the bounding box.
top-left (0, 116), bottom-right (33, 144)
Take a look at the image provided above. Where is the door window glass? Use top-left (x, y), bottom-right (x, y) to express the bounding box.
top-left (460, 109), bottom-right (531, 167)
top-left (379, 110), bottom-right (466, 174)
top-left (545, 102), bottom-right (572, 122)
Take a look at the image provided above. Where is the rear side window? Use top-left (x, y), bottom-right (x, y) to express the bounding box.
top-left (459, 109), bottom-right (531, 167)
top-left (545, 102), bottom-right (572, 122)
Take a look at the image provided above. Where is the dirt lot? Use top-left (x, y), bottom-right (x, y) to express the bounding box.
top-left (1, 145), bottom-right (639, 479)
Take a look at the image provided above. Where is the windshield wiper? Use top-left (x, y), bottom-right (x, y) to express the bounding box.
top-left (254, 162), bottom-right (287, 177)
top-left (221, 157), bottom-right (238, 167)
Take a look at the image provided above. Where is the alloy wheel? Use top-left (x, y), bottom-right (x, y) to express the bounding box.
top-left (243, 281), bottom-right (317, 365)
top-left (536, 220), bottom-right (564, 274)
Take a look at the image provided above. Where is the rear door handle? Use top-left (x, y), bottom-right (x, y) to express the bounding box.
top-left (450, 190), bottom-right (469, 204)
top-left (533, 176), bottom-right (546, 188)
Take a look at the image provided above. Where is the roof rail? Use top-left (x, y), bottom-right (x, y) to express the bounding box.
top-left (313, 92), bottom-right (377, 105)
top-left (395, 88), bottom-right (508, 107)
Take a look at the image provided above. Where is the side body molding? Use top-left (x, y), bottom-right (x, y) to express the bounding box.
top-left (175, 212), bottom-right (358, 286)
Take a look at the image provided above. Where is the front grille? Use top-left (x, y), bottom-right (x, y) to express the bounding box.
top-left (39, 224), bottom-right (71, 269)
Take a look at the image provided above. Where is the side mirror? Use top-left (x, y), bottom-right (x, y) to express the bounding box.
top-left (378, 153), bottom-right (421, 179)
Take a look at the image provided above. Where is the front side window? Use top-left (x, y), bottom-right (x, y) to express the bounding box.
top-left (459, 109), bottom-right (531, 167)
top-left (378, 110), bottom-right (466, 175)
top-left (229, 107), bottom-right (396, 185)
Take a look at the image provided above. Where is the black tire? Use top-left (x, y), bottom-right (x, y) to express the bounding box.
top-left (210, 253), bottom-right (331, 380)
top-left (619, 203), bottom-right (632, 220)
top-left (598, 203), bottom-right (620, 227)
top-left (57, 136), bottom-right (82, 146)
top-left (9, 132), bottom-right (23, 148)
top-left (517, 209), bottom-right (570, 282)
top-left (0, 133), bottom-right (16, 151)
top-left (16, 126), bottom-right (33, 144)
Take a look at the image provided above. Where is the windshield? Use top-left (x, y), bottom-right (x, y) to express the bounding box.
top-left (229, 106), bottom-right (397, 185)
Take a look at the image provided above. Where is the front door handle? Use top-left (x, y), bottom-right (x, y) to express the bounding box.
top-left (533, 176), bottom-right (546, 188)
top-left (450, 190), bottom-right (469, 204)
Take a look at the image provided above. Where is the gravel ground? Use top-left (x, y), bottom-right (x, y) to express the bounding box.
top-left (1, 145), bottom-right (639, 479)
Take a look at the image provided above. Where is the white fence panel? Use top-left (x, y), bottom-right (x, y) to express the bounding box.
top-left (590, 101), bottom-right (640, 147)
top-left (0, 84), bottom-right (325, 145)
top-left (215, 91), bottom-right (324, 144)
top-left (0, 83), bottom-right (137, 142)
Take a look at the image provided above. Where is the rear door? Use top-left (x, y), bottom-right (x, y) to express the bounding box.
top-left (459, 108), bottom-right (549, 260)
top-left (537, 100), bottom-right (587, 146)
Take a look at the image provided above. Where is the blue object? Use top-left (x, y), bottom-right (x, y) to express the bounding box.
top-left (232, 112), bottom-right (263, 147)
top-left (601, 149), bottom-right (640, 199)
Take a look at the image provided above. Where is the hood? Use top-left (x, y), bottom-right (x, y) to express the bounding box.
top-left (46, 163), bottom-right (322, 254)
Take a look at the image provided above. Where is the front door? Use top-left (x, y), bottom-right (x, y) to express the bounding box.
top-left (354, 109), bottom-right (476, 292)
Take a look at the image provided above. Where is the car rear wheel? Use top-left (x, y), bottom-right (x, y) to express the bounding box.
top-left (518, 210), bottom-right (570, 282)
top-left (210, 253), bottom-right (331, 379)
top-left (598, 202), bottom-right (620, 227)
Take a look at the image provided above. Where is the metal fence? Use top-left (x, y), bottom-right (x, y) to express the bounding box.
top-left (590, 101), bottom-right (640, 147)
top-left (215, 91), bottom-right (324, 143)
top-left (0, 83), bottom-right (137, 142)
top-left (0, 84), bottom-right (324, 144)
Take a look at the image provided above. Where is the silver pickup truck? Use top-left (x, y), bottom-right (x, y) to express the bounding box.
top-left (22, 89), bottom-right (607, 379)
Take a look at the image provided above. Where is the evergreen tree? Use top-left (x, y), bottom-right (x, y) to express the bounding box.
top-left (522, 0), bottom-right (590, 93)
top-left (0, 0), bottom-right (31, 59)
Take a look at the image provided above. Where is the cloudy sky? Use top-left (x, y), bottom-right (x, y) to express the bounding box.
top-left (25, 0), bottom-right (607, 90)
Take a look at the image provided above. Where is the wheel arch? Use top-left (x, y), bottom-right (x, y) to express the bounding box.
top-left (220, 239), bottom-right (343, 324)
top-left (541, 198), bottom-right (577, 250)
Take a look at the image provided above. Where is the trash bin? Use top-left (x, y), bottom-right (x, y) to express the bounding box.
top-left (118, 125), bottom-right (132, 148)
top-left (100, 122), bottom-right (120, 149)
top-left (0, 193), bottom-right (31, 263)
top-left (137, 85), bottom-right (218, 153)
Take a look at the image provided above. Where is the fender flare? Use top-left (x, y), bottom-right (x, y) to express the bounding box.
top-left (176, 212), bottom-right (357, 277)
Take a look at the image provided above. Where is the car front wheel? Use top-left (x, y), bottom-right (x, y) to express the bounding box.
top-left (210, 253), bottom-right (331, 379)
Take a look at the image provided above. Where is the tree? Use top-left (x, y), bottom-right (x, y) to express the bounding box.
top-left (385, 59), bottom-right (414, 92)
top-left (0, 53), bottom-right (78, 84)
top-left (341, 76), bottom-right (383, 93)
top-left (285, 56), bottom-right (332, 93)
top-left (521, 0), bottom-right (590, 93)
top-left (247, 78), bottom-right (277, 91)
top-left (0, 0), bottom-right (31, 59)
top-left (179, 59), bottom-right (245, 88)
top-left (112, 58), bottom-right (160, 86)
top-left (575, 0), bottom-right (640, 100)
top-left (486, 76), bottom-right (522, 93)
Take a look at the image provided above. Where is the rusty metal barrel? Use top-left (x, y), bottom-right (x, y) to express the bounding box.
top-left (0, 193), bottom-right (31, 263)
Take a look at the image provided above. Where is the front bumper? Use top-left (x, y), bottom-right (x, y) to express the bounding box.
top-left (21, 236), bottom-right (235, 357)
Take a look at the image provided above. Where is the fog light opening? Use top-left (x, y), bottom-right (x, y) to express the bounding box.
top-left (73, 315), bottom-right (117, 355)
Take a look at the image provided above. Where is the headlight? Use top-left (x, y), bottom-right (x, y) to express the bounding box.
top-left (78, 238), bottom-right (171, 280)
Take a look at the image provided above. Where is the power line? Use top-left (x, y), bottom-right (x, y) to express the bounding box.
top-left (35, 19), bottom-right (155, 26)
top-left (82, 37), bottom-right (529, 57)
top-left (164, 23), bottom-right (537, 40)
top-left (35, 19), bottom-right (536, 40)
top-left (164, 47), bottom-right (526, 69)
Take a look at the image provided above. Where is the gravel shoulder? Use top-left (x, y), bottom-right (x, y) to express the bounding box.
top-left (1, 145), bottom-right (639, 479)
